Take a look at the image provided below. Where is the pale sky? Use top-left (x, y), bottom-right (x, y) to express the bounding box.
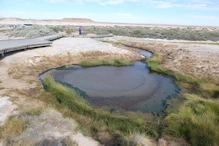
top-left (1, 0), bottom-right (219, 26)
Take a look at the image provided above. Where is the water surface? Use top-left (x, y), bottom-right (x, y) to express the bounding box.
top-left (40, 49), bottom-right (179, 113)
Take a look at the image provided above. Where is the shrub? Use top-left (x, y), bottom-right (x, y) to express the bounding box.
top-left (65, 27), bottom-right (72, 34)
top-left (7, 25), bottom-right (55, 38)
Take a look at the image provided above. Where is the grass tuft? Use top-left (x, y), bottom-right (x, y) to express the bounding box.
top-left (25, 107), bottom-right (43, 116)
top-left (80, 59), bottom-right (132, 67)
top-left (0, 117), bottom-right (27, 140)
top-left (165, 94), bottom-right (219, 146)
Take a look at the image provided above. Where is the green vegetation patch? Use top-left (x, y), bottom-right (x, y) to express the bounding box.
top-left (165, 94), bottom-right (219, 146)
top-left (80, 59), bottom-right (132, 67)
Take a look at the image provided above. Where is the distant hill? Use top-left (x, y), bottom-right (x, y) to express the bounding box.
top-left (61, 18), bottom-right (93, 22)
top-left (0, 17), bottom-right (94, 23)
top-left (2, 17), bottom-right (24, 21)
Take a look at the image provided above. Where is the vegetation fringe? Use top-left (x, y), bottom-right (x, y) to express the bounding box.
top-left (146, 53), bottom-right (219, 146)
top-left (80, 59), bottom-right (132, 67)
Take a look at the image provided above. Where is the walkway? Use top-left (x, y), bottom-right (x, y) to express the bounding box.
top-left (0, 34), bottom-right (65, 56)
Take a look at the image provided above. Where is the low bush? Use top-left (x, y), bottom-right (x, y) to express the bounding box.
top-left (49, 25), bottom-right (219, 41)
top-left (8, 25), bottom-right (55, 38)
top-left (65, 27), bottom-right (72, 34)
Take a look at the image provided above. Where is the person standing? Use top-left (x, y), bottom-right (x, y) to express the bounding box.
top-left (78, 26), bottom-right (82, 35)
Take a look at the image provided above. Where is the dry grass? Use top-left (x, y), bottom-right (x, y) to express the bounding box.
top-left (26, 80), bottom-right (35, 84)
top-left (25, 105), bottom-right (45, 116)
top-left (7, 51), bottom-right (139, 80)
top-left (0, 105), bottom-right (80, 146)
top-left (0, 117), bottom-right (27, 140)
top-left (65, 27), bottom-right (72, 35)
top-left (178, 42), bottom-right (219, 45)
top-left (0, 103), bottom-right (47, 142)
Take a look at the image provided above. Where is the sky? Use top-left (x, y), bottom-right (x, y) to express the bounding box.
top-left (0, 0), bottom-right (219, 26)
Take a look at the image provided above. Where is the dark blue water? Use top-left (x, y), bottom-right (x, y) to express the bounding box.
top-left (40, 49), bottom-right (179, 113)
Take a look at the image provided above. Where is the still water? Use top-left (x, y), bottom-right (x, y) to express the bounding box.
top-left (40, 49), bottom-right (179, 113)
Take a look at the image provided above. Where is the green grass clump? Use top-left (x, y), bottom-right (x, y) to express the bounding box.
top-left (80, 59), bottom-right (132, 67)
top-left (165, 94), bottom-right (219, 146)
top-left (43, 76), bottom-right (160, 137)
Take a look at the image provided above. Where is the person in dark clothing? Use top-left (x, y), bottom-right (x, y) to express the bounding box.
top-left (78, 26), bottom-right (82, 35)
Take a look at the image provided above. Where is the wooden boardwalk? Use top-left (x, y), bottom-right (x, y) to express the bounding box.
top-left (0, 34), bottom-right (65, 56)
